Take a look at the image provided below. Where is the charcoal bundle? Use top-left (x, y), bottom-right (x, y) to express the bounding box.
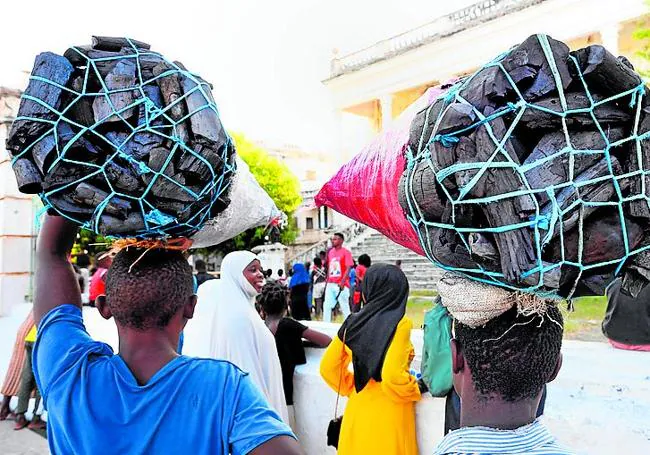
top-left (399, 33), bottom-right (650, 298)
top-left (6, 36), bottom-right (236, 237)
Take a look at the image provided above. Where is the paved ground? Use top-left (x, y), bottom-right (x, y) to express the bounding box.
top-left (0, 419), bottom-right (48, 455)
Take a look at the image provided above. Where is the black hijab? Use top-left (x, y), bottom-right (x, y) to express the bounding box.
top-left (337, 264), bottom-right (409, 392)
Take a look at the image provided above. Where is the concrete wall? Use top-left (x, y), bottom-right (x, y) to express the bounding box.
top-left (0, 88), bottom-right (35, 317)
top-left (294, 321), bottom-right (650, 455)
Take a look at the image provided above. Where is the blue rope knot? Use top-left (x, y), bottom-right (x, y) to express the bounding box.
top-left (629, 83), bottom-right (646, 108)
top-left (433, 134), bottom-right (460, 148)
top-left (145, 209), bottom-right (176, 226)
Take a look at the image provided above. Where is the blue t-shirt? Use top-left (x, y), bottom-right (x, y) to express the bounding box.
top-left (33, 305), bottom-right (294, 454)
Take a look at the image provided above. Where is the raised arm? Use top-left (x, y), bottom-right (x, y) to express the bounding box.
top-left (34, 215), bottom-right (82, 325)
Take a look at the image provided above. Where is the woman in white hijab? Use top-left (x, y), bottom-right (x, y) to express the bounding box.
top-left (183, 251), bottom-right (289, 423)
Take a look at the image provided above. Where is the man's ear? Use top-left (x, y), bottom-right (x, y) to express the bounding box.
top-left (451, 338), bottom-right (464, 374)
top-left (548, 352), bottom-right (563, 383)
top-left (183, 294), bottom-right (197, 320)
top-left (95, 295), bottom-right (112, 321)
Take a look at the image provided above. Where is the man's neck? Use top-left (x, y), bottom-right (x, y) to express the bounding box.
top-left (461, 396), bottom-right (539, 430)
top-left (117, 327), bottom-right (180, 386)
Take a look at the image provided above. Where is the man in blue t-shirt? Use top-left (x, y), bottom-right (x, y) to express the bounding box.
top-left (32, 215), bottom-right (303, 455)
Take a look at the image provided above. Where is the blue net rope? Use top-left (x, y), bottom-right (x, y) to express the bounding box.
top-left (403, 34), bottom-right (650, 299)
top-left (10, 38), bottom-right (236, 238)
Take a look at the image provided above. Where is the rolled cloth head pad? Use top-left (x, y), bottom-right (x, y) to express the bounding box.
top-left (437, 272), bottom-right (516, 328)
top-left (437, 272), bottom-right (555, 328)
top-left (6, 36), bottom-right (236, 238)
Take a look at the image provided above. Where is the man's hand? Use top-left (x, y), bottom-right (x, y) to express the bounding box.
top-left (33, 215), bottom-right (82, 325)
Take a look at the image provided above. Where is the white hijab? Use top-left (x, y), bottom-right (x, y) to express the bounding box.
top-left (183, 251), bottom-right (289, 422)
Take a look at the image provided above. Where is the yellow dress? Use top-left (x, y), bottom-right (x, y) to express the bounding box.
top-left (320, 317), bottom-right (421, 455)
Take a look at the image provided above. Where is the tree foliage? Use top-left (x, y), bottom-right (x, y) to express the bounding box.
top-left (634, 2), bottom-right (650, 78)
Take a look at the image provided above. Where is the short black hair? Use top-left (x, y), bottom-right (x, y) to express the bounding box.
top-left (265, 269), bottom-right (273, 278)
top-left (358, 254), bottom-right (371, 267)
top-left (278, 269), bottom-right (284, 277)
top-left (314, 257), bottom-right (322, 267)
top-left (334, 232), bottom-right (344, 241)
top-left (455, 305), bottom-right (563, 402)
top-left (259, 280), bottom-right (288, 316)
top-left (76, 254), bottom-right (91, 268)
top-left (106, 248), bottom-right (193, 330)
top-left (194, 259), bottom-right (207, 272)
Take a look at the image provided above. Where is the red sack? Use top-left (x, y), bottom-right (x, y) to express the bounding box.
top-left (316, 84), bottom-right (451, 255)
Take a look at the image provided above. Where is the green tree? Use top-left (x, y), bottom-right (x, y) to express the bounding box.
top-left (634, 2), bottom-right (650, 78)
top-left (71, 229), bottom-right (111, 263)
top-left (198, 132), bottom-right (302, 255)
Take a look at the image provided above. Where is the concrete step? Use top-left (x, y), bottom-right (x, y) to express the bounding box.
top-left (349, 230), bottom-right (443, 290)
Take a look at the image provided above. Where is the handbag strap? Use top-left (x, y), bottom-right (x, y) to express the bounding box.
top-left (333, 328), bottom-right (347, 419)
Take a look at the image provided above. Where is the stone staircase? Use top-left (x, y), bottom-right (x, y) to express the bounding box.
top-left (349, 229), bottom-right (443, 291)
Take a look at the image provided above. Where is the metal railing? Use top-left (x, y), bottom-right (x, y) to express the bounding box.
top-left (329, 0), bottom-right (547, 78)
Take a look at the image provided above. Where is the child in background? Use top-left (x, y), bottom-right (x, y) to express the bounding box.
top-left (13, 324), bottom-right (46, 430)
top-left (352, 254), bottom-right (372, 312)
top-left (260, 281), bottom-right (332, 428)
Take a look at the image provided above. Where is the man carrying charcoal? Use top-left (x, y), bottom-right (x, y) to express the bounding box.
top-left (433, 275), bottom-right (575, 455)
top-left (31, 215), bottom-right (303, 455)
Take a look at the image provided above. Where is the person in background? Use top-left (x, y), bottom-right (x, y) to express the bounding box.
top-left (278, 269), bottom-right (288, 287)
top-left (320, 264), bottom-right (421, 454)
top-left (348, 261), bottom-right (357, 313)
top-left (88, 252), bottom-right (113, 307)
top-left (433, 305), bottom-right (572, 455)
top-left (184, 251), bottom-right (290, 423)
top-left (395, 259), bottom-right (402, 269)
top-left (602, 278), bottom-right (650, 351)
top-left (352, 254), bottom-right (372, 312)
top-left (260, 281), bottom-right (331, 428)
top-left (194, 259), bottom-right (216, 288)
top-left (13, 323), bottom-right (45, 430)
top-left (265, 269), bottom-right (274, 280)
top-left (288, 263), bottom-right (311, 321)
top-left (31, 216), bottom-right (301, 454)
top-left (304, 261), bottom-right (313, 314)
top-left (311, 257), bottom-right (327, 319)
top-left (76, 254), bottom-right (91, 305)
top-left (0, 312), bottom-right (35, 421)
top-left (323, 233), bottom-right (354, 322)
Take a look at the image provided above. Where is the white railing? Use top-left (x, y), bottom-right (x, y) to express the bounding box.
top-left (287, 222), bottom-right (367, 266)
top-left (329, 0), bottom-right (548, 77)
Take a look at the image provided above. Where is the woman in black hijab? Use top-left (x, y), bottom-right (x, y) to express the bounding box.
top-left (319, 264), bottom-right (421, 455)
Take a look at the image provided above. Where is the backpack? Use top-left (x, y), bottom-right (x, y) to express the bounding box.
top-left (421, 297), bottom-right (453, 397)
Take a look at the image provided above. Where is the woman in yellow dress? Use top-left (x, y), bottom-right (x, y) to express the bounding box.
top-left (320, 264), bottom-right (421, 454)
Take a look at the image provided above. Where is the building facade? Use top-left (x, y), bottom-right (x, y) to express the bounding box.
top-left (256, 139), bottom-right (349, 245)
top-left (324, 0), bottom-right (650, 153)
top-left (0, 88), bottom-right (37, 316)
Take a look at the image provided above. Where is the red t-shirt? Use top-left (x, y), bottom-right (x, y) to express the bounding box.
top-left (326, 247), bottom-right (354, 288)
top-left (353, 264), bottom-right (367, 305)
top-left (89, 268), bottom-right (108, 302)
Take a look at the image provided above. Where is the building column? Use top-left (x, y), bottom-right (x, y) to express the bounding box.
top-left (379, 93), bottom-right (394, 130)
top-left (0, 88), bottom-right (36, 316)
top-left (600, 23), bottom-right (621, 56)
